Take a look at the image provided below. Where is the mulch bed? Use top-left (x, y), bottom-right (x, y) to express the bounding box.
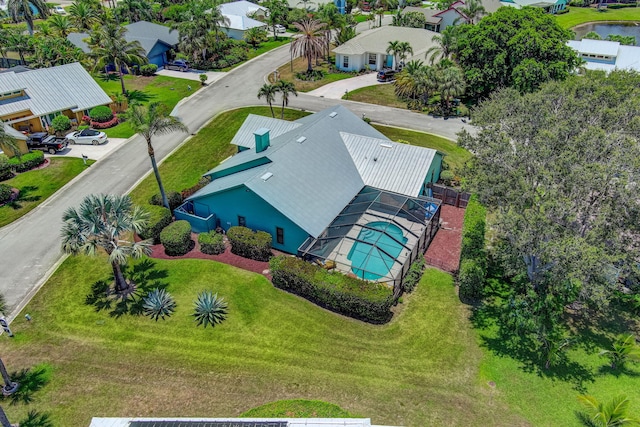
top-left (31, 158), bottom-right (51, 171)
top-left (424, 204), bottom-right (465, 274)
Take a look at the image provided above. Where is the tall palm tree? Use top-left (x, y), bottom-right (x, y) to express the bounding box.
top-left (437, 65), bottom-right (465, 116)
top-left (68, 1), bottom-right (99, 31)
top-left (4, 27), bottom-right (30, 65)
top-left (397, 41), bottom-right (413, 68)
top-left (61, 194), bottom-right (151, 294)
top-left (115, 0), bottom-right (153, 23)
top-left (335, 24), bottom-right (356, 46)
top-left (290, 18), bottom-right (327, 74)
top-left (48, 14), bottom-right (72, 37)
top-left (257, 83), bottom-right (278, 118)
top-left (394, 60), bottom-right (435, 108)
top-left (276, 80), bottom-right (297, 119)
top-left (122, 103), bottom-right (189, 210)
top-left (577, 395), bottom-right (640, 427)
top-left (457, 0), bottom-right (485, 24)
top-left (88, 21), bottom-right (147, 94)
top-left (7, 0), bottom-right (49, 36)
top-left (0, 357), bottom-right (19, 396)
top-left (386, 40), bottom-right (401, 70)
top-left (0, 28), bottom-right (9, 65)
top-left (171, 0), bottom-right (229, 60)
top-left (425, 26), bottom-right (458, 65)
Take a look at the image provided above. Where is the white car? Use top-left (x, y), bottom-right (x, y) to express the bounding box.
top-left (274, 24), bottom-right (286, 33)
top-left (66, 129), bottom-right (108, 145)
top-left (53, 5), bottom-right (66, 14)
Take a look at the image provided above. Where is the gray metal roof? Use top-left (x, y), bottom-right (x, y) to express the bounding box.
top-left (67, 32), bottom-right (90, 53)
top-left (333, 26), bottom-right (437, 56)
top-left (3, 124), bottom-right (27, 140)
top-left (89, 418), bottom-right (380, 427)
top-left (0, 62), bottom-right (112, 118)
top-left (341, 132), bottom-right (436, 197)
top-left (230, 115), bottom-right (301, 149)
top-left (191, 164), bottom-right (271, 199)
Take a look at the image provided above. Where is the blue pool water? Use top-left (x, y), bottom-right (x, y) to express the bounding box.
top-left (347, 221), bottom-right (408, 280)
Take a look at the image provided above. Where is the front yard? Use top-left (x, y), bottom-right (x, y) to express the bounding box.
top-left (274, 56), bottom-right (358, 92)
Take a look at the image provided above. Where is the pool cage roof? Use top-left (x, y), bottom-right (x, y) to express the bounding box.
top-left (298, 187), bottom-right (441, 285)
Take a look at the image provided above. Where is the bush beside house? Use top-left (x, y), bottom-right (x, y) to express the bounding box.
top-left (458, 195), bottom-right (487, 301)
top-left (150, 191), bottom-right (183, 211)
top-left (160, 220), bottom-right (193, 256)
top-left (227, 226), bottom-right (272, 261)
top-left (198, 231), bottom-right (226, 255)
top-left (8, 151), bottom-right (45, 173)
top-left (0, 184), bottom-right (12, 204)
top-left (138, 205), bottom-right (172, 244)
top-left (89, 105), bottom-right (118, 129)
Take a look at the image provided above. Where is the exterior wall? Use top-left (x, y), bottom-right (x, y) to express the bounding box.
top-left (438, 9), bottom-right (463, 31)
top-left (1, 110), bottom-right (43, 133)
top-left (191, 185), bottom-right (310, 253)
top-left (335, 53), bottom-right (365, 71)
top-left (420, 152), bottom-right (443, 195)
top-left (222, 28), bottom-right (246, 40)
top-left (551, 0), bottom-right (567, 13)
top-left (147, 43), bottom-right (170, 66)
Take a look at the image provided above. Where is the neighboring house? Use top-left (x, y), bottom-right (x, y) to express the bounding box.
top-left (500, 0), bottom-right (567, 13)
top-left (67, 21), bottom-right (179, 67)
top-left (567, 39), bottom-right (640, 72)
top-left (401, 2), bottom-right (468, 33)
top-left (333, 26), bottom-right (439, 71)
top-left (175, 106), bottom-right (443, 286)
top-left (1, 124), bottom-right (28, 157)
top-left (0, 62), bottom-right (113, 134)
top-left (217, 0), bottom-right (268, 40)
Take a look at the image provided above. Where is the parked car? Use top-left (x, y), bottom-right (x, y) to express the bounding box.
top-left (53, 5), bottom-right (66, 14)
top-left (274, 24), bottom-right (286, 33)
top-left (66, 129), bottom-right (108, 145)
top-left (360, 1), bottom-right (371, 11)
top-left (164, 60), bottom-right (190, 72)
top-left (377, 69), bottom-right (396, 82)
top-left (26, 132), bottom-right (68, 154)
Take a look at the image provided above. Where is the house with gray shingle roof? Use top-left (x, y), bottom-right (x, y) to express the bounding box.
top-left (175, 106), bottom-right (443, 287)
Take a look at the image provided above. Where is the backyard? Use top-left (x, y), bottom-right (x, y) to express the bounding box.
top-left (555, 6), bottom-right (640, 28)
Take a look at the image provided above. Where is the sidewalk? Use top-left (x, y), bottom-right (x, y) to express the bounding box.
top-left (306, 73), bottom-right (384, 99)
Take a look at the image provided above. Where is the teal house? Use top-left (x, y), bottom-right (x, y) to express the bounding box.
top-left (500, 0), bottom-right (567, 13)
top-left (176, 106), bottom-right (443, 286)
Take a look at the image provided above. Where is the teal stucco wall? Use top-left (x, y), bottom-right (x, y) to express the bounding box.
top-left (191, 185), bottom-right (310, 254)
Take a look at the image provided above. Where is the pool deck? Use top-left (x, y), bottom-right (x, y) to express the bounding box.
top-left (424, 204), bottom-right (465, 273)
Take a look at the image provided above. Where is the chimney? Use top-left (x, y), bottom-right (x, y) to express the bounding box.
top-left (254, 128), bottom-right (270, 153)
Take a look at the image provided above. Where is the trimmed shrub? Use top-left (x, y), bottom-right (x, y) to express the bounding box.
top-left (403, 258), bottom-right (425, 293)
top-left (150, 191), bottom-right (183, 211)
top-left (0, 184), bottom-right (12, 204)
top-left (51, 114), bottom-right (72, 133)
top-left (458, 195), bottom-right (487, 302)
top-left (180, 176), bottom-right (210, 199)
top-left (138, 205), bottom-right (172, 244)
top-left (440, 170), bottom-right (455, 186)
top-left (90, 115), bottom-right (119, 129)
top-left (270, 255), bottom-right (394, 324)
top-left (227, 226), bottom-right (272, 261)
top-left (139, 64), bottom-right (158, 76)
top-left (160, 220), bottom-right (192, 256)
top-left (458, 259), bottom-right (485, 301)
top-left (0, 155), bottom-right (13, 181)
top-left (89, 105), bottom-right (114, 123)
top-left (199, 231), bottom-right (226, 255)
top-left (8, 151), bottom-right (45, 173)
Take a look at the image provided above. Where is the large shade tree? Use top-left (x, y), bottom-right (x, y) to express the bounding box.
top-left (61, 194), bottom-right (151, 294)
top-left (290, 18), bottom-right (327, 73)
top-left (122, 102), bottom-right (189, 210)
top-left (458, 71), bottom-right (640, 360)
top-left (7, 0), bottom-right (49, 36)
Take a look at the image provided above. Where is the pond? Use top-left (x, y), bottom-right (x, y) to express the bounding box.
top-left (573, 22), bottom-right (640, 45)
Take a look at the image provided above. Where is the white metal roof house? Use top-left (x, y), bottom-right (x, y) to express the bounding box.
top-left (218, 0), bottom-right (268, 40)
top-left (333, 26), bottom-right (439, 71)
top-left (89, 417), bottom-right (397, 427)
top-left (567, 39), bottom-right (640, 73)
top-left (500, 0), bottom-right (567, 13)
top-left (175, 105), bottom-right (443, 287)
top-left (0, 62), bottom-right (112, 133)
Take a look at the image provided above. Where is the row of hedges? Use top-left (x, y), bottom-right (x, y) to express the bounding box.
top-left (227, 226), bottom-right (272, 261)
top-left (139, 205), bottom-right (172, 244)
top-left (403, 258), bottom-right (425, 294)
top-left (270, 255), bottom-right (394, 324)
top-left (458, 195), bottom-right (487, 302)
top-left (198, 230), bottom-right (226, 255)
top-left (160, 220), bottom-right (193, 256)
top-left (0, 151), bottom-right (46, 180)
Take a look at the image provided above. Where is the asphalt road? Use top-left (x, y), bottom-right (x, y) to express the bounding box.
top-left (0, 42), bottom-right (472, 321)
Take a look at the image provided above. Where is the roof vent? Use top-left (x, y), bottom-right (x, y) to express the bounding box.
top-left (296, 136), bottom-right (307, 143)
top-left (380, 143), bottom-right (393, 148)
top-left (260, 172), bottom-right (273, 181)
top-left (329, 112), bottom-right (338, 118)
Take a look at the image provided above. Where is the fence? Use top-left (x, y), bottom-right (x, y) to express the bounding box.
top-left (428, 183), bottom-right (470, 208)
top-left (0, 58), bottom-right (24, 69)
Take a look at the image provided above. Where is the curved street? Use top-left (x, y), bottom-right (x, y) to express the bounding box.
top-left (0, 43), bottom-right (472, 320)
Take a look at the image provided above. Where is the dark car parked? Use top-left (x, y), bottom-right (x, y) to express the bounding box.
top-left (377, 69), bottom-right (396, 82)
top-left (26, 132), bottom-right (68, 154)
top-left (164, 59), bottom-right (190, 72)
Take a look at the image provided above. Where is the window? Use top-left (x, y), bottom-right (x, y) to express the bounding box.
top-left (343, 56), bottom-right (349, 68)
top-left (368, 53), bottom-right (376, 65)
top-left (276, 227), bottom-right (284, 245)
top-left (238, 215), bottom-right (246, 227)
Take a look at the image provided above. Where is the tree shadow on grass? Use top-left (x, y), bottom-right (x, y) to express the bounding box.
top-left (85, 259), bottom-right (169, 318)
top-left (6, 185), bottom-right (40, 209)
top-left (126, 90), bottom-right (155, 104)
top-left (596, 363), bottom-right (640, 378)
top-left (0, 365), bottom-right (49, 406)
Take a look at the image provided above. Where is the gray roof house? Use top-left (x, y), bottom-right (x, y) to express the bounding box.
top-left (218, 0), bottom-right (268, 40)
top-left (0, 62), bottom-right (112, 133)
top-left (67, 21), bottom-right (179, 67)
top-left (175, 105), bottom-right (443, 287)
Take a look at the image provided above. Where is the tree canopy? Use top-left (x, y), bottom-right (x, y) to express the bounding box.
top-left (455, 7), bottom-right (580, 99)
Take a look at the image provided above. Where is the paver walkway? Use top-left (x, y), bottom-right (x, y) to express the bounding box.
top-left (424, 204), bottom-right (465, 273)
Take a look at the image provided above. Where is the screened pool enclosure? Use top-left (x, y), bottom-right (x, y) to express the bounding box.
top-left (298, 187), bottom-right (441, 290)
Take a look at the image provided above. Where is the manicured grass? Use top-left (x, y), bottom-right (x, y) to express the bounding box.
top-left (241, 399), bottom-right (356, 418)
top-left (344, 84), bottom-right (407, 109)
top-left (276, 57), bottom-right (358, 92)
top-left (232, 38), bottom-right (291, 69)
top-left (373, 124), bottom-right (472, 174)
top-left (0, 157), bottom-right (93, 227)
top-left (555, 6), bottom-right (640, 28)
top-left (2, 263), bottom-right (508, 426)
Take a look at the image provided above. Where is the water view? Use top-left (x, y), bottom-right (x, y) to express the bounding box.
top-left (573, 22), bottom-right (640, 45)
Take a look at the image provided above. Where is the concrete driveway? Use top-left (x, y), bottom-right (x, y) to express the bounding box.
top-left (306, 72), bottom-right (384, 99)
top-left (48, 138), bottom-right (130, 161)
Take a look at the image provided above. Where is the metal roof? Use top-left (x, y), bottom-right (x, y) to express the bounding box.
top-left (3, 124), bottom-right (27, 140)
top-left (568, 39), bottom-right (620, 57)
top-left (223, 14), bottom-right (267, 31)
top-left (341, 132), bottom-right (437, 197)
top-left (0, 62), bottom-right (112, 118)
top-left (219, 0), bottom-right (266, 16)
top-left (191, 164), bottom-right (271, 199)
top-left (333, 26), bottom-right (438, 56)
top-left (229, 115), bottom-right (301, 149)
top-left (89, 418), bottom-right (379, 427)
top-left (68, 21), bottom-right (178, 55)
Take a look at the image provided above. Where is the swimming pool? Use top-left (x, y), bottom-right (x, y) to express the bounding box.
top-left (347, 221), bottom-right (408, 281)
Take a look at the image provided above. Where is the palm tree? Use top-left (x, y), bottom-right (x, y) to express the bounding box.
top-left (257, 83), bottom-right (278, 118)
top-left (457, 0), bottom-right (485, 24)
top-left (0, 357), bottom-right (19, 396)
top-left (599, 333), bottom-right (640, 370)
top-left (275, 80), bottom-right (297, 119)
top-left (436, 65), bottom-right (465, 116)
top-left (577, 395), bottom-right (640, 427)
top-left (0, 120), bottom-right (22, 159)
top-left (290, 18), bottom-right (327, 74)
top-left (397, 41), bottom-right (413, 68)
top-left (115, 0), bottom-right (153, 23)
top-left (171, 0), bottom-right (229, 60)
top-left (7, 0), bottom-right (49, 36)
top-left (243, 26), bottom-right (267, 49)
top-left (61, 194), bottom-right (151, 294)
top-left (122, 102), bottom-right (189, 210)
top-left (48, 14), bottom-right (72, 37)
top-left (386, 40), bottom-right (401, 70)
top-left (5, 27), bottom-right (30, 64)
top-left (68, 1), bottom-right (99, 31)
top-left (425, 26), bottom-right (458, 65)
top-left (88, 21), bottom-right (147, 94)
top-left (394, 60), bottom-right (435, 109)
top-left (335, 24), bottom-right (356, 46)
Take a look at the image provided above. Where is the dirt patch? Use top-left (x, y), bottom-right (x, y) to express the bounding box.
top-left (424, 204), bottom-right (465, 273)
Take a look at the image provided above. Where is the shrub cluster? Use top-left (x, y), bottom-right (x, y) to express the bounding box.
top-left (150, 191), bottom-right (184, 211)
top-left (89, 105), bottom-right (114, 123)
top-left (138, 205), bottom-right (172, 244)
top-left (8, 151), bottom-right (45, 173)
top-left (403, 258), bottom-right (425, 293)
top-left (91, 115), bottom-right (119, 129)
top-left (139, 64), bottom-right (158, 76)
top-left (270, 256), bottom-right (394, 324)
top-left (0, 155), bottom-right (12, 181)
top-left (51, 114), bottom-right (72, 133)
top-left (227, 226), bottom-right (272, 261)
top-left (160, 220), bottom-right (192, 256)
top-left (458, 195), bottom-right (487, 302)
top-left (198, 231), bottom-right (226, 255)
top-left (607, 3), bottom-right (636, 8)
top-left (295, 70), bottom-right (326, 81)
top-left (0, 183), bottom-right (13, 204)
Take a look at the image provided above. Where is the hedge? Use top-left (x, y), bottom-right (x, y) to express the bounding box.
top-left (458, 195), bottom-right (487, 302)
top-left (150, 191), bottom-right (183, 211)
top-left (91, 116), bottom-right (119, 129)
top-left (0, 184), bottom-right (12, 204)
top-left (0, 155), bottom-right (12, 181)
top-left (140, 64), bottom-right (158, 76)
top-left (198, 231), bottom-right (226, 255)
top-left (138, 205), bottom-right (172, 244)
top-left (270, 256), bottom-right (394, 324)
top-left (403, 258), bottom-right (425, 294)
top-left (227, 226), bottom-right (272, 261)
top-left (458, 259), bottom-right (485, 301)
top-left (51, 114), bottom-right (72, 133)
top-left (8, 151), bottom-right (45, 173)
top-left (160, 220), bottom-right (192, 256)
top-left (89, 105), bottom-right (114, 123)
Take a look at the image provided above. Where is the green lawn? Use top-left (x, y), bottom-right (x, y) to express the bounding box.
top-left (555, 6), bottom-right (640, 28)
top-left (345, 84), bottom-right (407, 109)
top-left (276, 57), bottom-right (358, 92)
top-left (0, 157), bottom-right (93, 228)
top-left (229, 38), bottom-right (291, 70)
